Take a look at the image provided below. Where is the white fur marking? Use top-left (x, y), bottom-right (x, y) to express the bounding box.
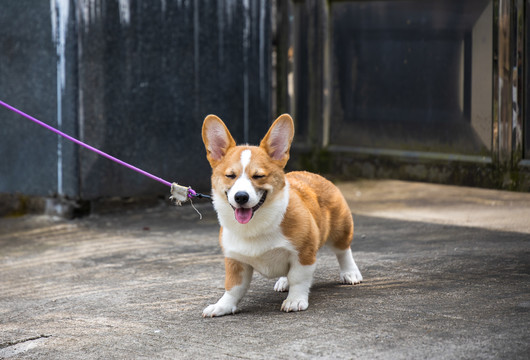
top-left (332, 247), bottom-right (363, 284)
top-left (218, 181), bottom-right (290, 241)
top-left (226, 149), bottom-right (260, 209)
top-left (281, 261), bottom-right (316, 312)
top-left (240, 149), bottom-right (251, 169)
top-left (274, 277), bottom-right (289, 292)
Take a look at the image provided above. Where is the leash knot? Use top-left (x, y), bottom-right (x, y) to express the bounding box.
top-left (169, 183), bottom-right (207, 219)
top-left (169, 183), bottom-right (192, 205)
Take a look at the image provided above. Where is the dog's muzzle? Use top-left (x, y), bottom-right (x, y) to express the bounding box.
top-left (230, 191), bottom-right (267, 224)
top-left (252, 191), bottom-right (267, 212)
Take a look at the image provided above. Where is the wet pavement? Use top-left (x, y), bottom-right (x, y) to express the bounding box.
top-left (1, 180), bottom-right (529, 359)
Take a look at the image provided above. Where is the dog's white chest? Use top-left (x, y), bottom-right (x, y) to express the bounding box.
top-left (221, 229), bottom-right (294, 279)
top-left (235, 248), bottom-right (291, 278)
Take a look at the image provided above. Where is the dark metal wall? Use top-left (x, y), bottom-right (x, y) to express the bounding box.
top-left (0, 1), bottom-right (76, 197)
top-left (277, 0), bottom-right (529, 191)
top-left (0, 0), bottom-right (271, 199)
top-left (522, 0), bottom-right (530, 162)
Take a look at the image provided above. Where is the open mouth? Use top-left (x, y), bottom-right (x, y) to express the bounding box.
top-left (232, 191), bottom-right (267, 224)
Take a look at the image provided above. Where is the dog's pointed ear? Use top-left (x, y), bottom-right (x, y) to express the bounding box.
top-left (202, 115), bottom-right (236, 167)
top-left (260, 114), bottom-right (294, 168)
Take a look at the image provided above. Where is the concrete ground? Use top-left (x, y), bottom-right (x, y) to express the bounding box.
top-left (0, 180), bottom-right (529, 359)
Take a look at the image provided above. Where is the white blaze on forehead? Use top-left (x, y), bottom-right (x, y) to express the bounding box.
top-left (240, 149), bottom-right (251, 171)
top-left (227, 149), bottom-right (259, 208)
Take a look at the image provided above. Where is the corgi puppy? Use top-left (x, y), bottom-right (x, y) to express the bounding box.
top-left (201, 114), bottom-right (362, 317)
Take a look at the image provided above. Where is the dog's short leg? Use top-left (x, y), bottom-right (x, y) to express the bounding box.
top-left (274, 277), bottom-right (289, 292)
top-left (203, 259), bottom-right (253, 317)
top-left (281, 260), bottom-right (316, 312)
top-left (332, 247), bottom-right (363, 284)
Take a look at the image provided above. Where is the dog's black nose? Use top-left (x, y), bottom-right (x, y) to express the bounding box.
top-left (234, 191), bottom-right (249, 205)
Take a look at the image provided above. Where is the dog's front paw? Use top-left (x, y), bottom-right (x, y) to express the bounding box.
top-left (281, 297), bottom-right (308, 312)
top-left (202, 303), bottom-right (237, 318)
top-left (340, 269), bottom-right (363, 285)
top-left (274, 277), bottom-right (289, 292)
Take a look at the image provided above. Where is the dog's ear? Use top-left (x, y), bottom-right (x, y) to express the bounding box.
top-left (260, 114), bottom-right (294, 168)
top-left (202, 115), bottom-right (236, 167)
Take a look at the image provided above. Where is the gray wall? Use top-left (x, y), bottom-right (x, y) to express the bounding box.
top-left (0, 0), bottom-right (271, 199)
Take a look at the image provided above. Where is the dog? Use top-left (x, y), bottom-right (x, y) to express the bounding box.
top-left (201, 114), bottom-right (362, 317)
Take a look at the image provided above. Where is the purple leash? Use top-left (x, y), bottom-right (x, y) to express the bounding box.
top-left (0, 99), bottom-right (210, 200)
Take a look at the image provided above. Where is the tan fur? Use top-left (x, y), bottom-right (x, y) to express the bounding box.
top-left (224, 257), bottom-right (244, 291)
top-left (210, 146), bottom-right (287, 202)
top-left (281, 171), bottom-right (354, 265)
top-left (202, 114), bottom-right (359, 313)
top-left (204, 116), bottom-right (353, 281)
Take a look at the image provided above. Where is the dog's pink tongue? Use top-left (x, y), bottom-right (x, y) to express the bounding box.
top-left (235, 208), bottom-right (253, 224)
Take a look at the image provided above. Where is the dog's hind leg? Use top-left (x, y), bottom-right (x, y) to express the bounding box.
top-left (331, 247), bottom-right (362, 284)
top-left (327, 209), bottom-right (362, 284)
